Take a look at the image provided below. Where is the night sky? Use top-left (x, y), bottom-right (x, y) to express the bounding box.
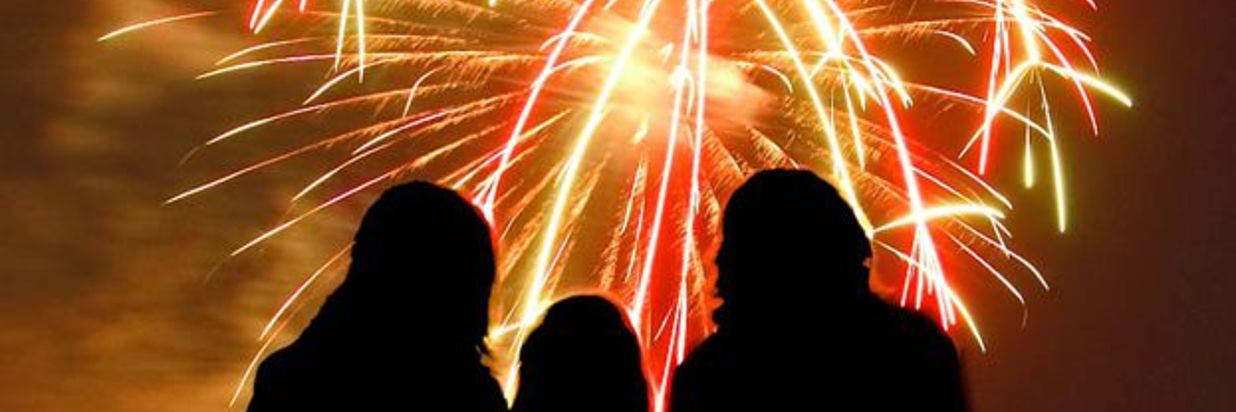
top-left (2, 1), bottom-right (1233, 411)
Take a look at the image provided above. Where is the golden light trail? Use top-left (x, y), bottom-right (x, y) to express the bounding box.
top-left (483, 0), bottom-right (602, 220)
top-left (102, 0), bottom-right (1132, 406)
top-left (97, 11), bottom-right (219, 42)
top-left (873, 205), bottom-right (1007, 233)
top-left (258, 245), bottom-right (353, 340)
top-left (504, 0), bottom-right (668, 394)
top-left (753, 0), bottom-right (870, 231)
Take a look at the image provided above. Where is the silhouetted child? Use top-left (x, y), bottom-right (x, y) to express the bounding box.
top-left (248, 182), bottom-right (507, 411)
top-left (512, 295), bottom-right (650, 412)
top-left (670, 169), bottom-right (966, 411)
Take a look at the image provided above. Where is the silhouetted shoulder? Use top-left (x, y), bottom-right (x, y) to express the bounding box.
top-left (872, 301), bottom-right (968, 411)
top-left (670, 333), bottom-right (749, 412)
top-left (673, 170), bottom-right (967, 411)
top-left (248, 346), bottom-right (316, 410)
top-left (245, 181), bottom-right (508, 412)
top-left (668, 340), bottom-right (708, 412)
top-left (463, 363), bottom-right (510, 412)
top-left (877, 301), bottom-right (960, 357)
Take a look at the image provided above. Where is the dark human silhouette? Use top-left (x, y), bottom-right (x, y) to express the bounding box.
top-left (670, 169), bottom-right (966, 411)
top-left (247, 182), bottom-right (507, 412)
top-left (512, 295), bottom-right (650, 412)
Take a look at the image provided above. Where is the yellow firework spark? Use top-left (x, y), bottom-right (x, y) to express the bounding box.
top-left (103, 0), bottom-right (1130, 406)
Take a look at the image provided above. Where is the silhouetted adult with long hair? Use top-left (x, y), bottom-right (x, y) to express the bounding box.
top-left (512, 295), bottom-right (649, 412)
top-left (670, 169), bottom-right (966, 411)
top-left (247, 182), bottom-right (507, 412)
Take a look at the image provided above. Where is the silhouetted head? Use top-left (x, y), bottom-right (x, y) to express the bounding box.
top-left (332, 181), bottom-right (496, 352)
top-left (249, 181), bottom-right (508, 411)
top-left (714, 169), bottom-right (872, 329)
top-left (513, 295), bottom-right (649, 412)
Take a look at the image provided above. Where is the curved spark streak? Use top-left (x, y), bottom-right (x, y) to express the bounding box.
top-left (258, 245), bottom-right (353, 339)
top-left (97, 11), bottom-right (220, 42)
top-left (105, 0), bottom-right (1131, 406)
top-left (874, 205), bottom-right (1007, 233)
top-left (511, 0), bottom-right (667, 369)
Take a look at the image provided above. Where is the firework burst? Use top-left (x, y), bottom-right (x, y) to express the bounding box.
top-left (103, 0), bottom-right (1129, 406)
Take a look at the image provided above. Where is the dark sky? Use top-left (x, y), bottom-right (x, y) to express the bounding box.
top-left (1, 1), bottom-right (1233, 411)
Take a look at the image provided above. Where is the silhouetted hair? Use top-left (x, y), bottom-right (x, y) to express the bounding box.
top-left (247, 181), bottom-right (507, 412)
top-left (713, 169), bottom-right (872, 328)
top-left (513, 295), bottom-right (650, 412)
top-left (338, 181), bottom-right (497, 352)
top-left (671, 169), bottom-right (965, 412)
